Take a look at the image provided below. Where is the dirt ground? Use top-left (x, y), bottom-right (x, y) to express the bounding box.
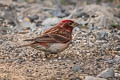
top-left (0, 32), bottom-right (119, 80)
top-left (0, 0), bottom-right (120, 80)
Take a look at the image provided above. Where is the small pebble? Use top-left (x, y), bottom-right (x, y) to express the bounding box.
top-left (72, 64), bottom-right (80, 72)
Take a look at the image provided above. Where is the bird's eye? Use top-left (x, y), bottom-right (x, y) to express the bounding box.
top-left (68, 22), bottom-right (73, 26)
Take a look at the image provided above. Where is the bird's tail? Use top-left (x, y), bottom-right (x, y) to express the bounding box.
top-left (24, 39), bottom-right (35, 41)
top-left (16, 39), bottom-right (35, 48)
top-left (16, 44), bottom-right (30, 48)
top-left (16, 43), bottom-right (34, 48)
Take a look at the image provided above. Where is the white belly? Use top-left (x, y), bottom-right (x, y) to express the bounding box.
top-left (47, 43), bottom-right (69, 53)
top-left (31, 42), bottom-right (70, 53)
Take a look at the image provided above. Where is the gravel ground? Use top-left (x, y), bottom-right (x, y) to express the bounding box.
top-left (0, 29), bottom-right (119, 80)
top-left (0, 0), bottom-right (120, 80)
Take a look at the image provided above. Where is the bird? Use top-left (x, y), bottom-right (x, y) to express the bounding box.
top-left (19, 19), bottom-right (79, 58)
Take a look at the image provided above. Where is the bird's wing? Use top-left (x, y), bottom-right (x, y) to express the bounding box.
top-left (24, 28), bottom-right (71, 43)
top-left (24, 33), bottom-right (71, 43)
top-left (24, 34), bottom-right (55, 43)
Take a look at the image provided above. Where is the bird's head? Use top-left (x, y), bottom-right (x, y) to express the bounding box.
top-left (60, 19), bottom-right (79, 28)
top-left (58, 19), bottom-right (79, 32)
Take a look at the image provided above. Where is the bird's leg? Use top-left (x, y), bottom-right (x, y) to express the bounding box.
top-left (53, 53), bottom-right (59, 58)
top-left (44, 52), bottom-right (49, 58)
top-left (45, 52), bottom-right (59, 59)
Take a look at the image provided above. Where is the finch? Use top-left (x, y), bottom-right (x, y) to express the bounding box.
top-left (20, 19), bottom-right (79, 58)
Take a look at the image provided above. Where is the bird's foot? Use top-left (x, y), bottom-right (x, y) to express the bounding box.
top-left (44, 53), bottom-right (59, 59)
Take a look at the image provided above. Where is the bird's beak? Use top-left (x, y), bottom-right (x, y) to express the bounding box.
top-left (72, 22), bottom-right (80, 27)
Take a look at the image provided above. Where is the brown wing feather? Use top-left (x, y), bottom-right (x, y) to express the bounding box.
top-left (24, 24), bottom-right (72, 43)
top-left (24, 35), bottom-right (56, 42)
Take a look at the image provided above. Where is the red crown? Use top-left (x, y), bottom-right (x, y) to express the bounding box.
top-left (61, 19), bottom-right (74, 23)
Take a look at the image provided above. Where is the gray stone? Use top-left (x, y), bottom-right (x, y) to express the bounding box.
top-left (20, 20), bottom-right (36, 31)
top-left (84, 76), bottom-right (107, 80)
top-left (98, 31), bottom-right (109, 40)
top-left (49, 10), bottom-right (68, 18)
top-left (114, 55), bottom-right (120, 63)
top-left (70, 77), bottom-right (81, 80)
top-left (97, 68), bottom-right (114, 78)
top-left (42, 17), bottom-right (60, 26)
top-left (16, 0), bottom-right (25, 3)
top-left (28, 15), bottom-right (39, 22)
top-left (0, 39), bottom-right (4, 44)
top-left (72, 64), bottom-right (80, 72)
top-left (107, 55), bottom-right (120, 64)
